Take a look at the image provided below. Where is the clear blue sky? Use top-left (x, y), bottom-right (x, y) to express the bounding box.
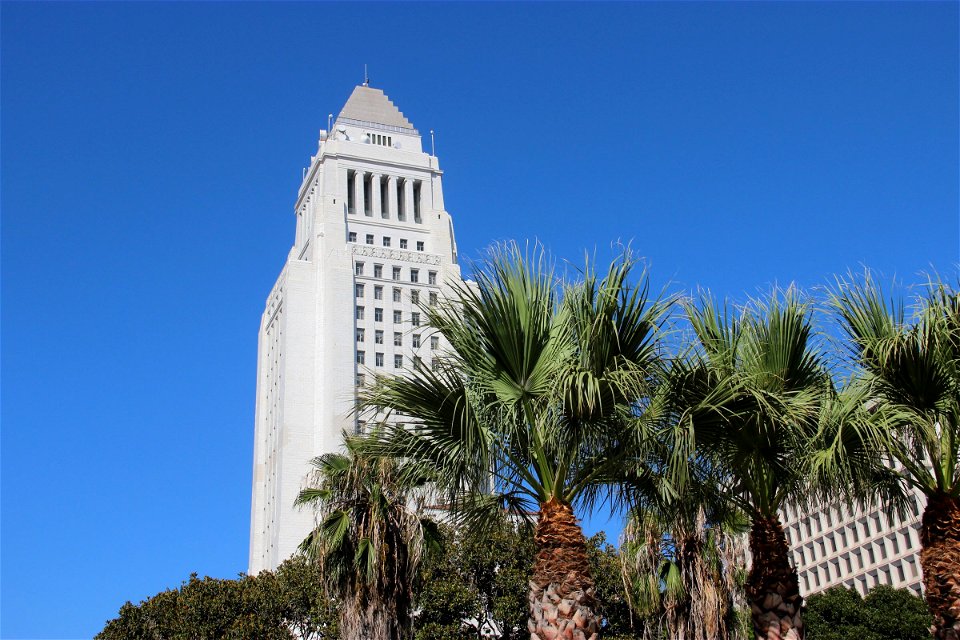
top-left (2, 2), bottom-right (957, 638)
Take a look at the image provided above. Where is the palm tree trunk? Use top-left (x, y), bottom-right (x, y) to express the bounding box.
top-left (920, 492), bottom-right (960, 640)
top-left (746, 516), bottom-right (803, 640)
top-left (528, 497), bottom-right (599, 640)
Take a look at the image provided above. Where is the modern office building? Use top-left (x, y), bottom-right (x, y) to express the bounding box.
top-left (781, 482), bottom-right (927, 597)
top-left (248, 84), bottom-right (463, 573)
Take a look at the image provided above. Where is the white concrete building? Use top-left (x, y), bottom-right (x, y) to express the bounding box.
top-left (249, 84), bottom-right (463, 573)
top-left (781, 485), bottom-right (926, 598)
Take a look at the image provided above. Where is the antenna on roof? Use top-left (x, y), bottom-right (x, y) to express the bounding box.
top-left (363, 64), bottom-right (370, 87)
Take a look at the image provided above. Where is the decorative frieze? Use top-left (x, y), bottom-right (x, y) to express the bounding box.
top-left (351, 244), bottom-right (441, 265)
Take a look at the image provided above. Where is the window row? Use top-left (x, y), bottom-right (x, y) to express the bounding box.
top-left (355, 329), bottom-right (439, 349)
top-left (355, 353), bottom-right (438, 371)
top-left (348, 232), bottom-right (426, 252)
top-left (354, 284), bottom-right (438, 305)
top-left (347, 170), bottom-right (423, 223)
top-left (355, 262), bottom-right (438, 285)
top-left (355, 307), bottom-right (422, 326)
top-left (800, 553), bottom-right (919, 593)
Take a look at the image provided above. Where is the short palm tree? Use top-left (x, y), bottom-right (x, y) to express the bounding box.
top-left (295, 432), bottom-right (439, 640)
top-left (664, 290), bottom-right (833, 640)
top-left (622, 457), bottom-right (749, 640)
top-left (362, 244), bottom-right (668, 639)
top-left (829, 275), bottom-right (959, 640)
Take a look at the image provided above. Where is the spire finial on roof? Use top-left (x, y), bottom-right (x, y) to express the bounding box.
top-left (363, 64), bottom-right (370, 87)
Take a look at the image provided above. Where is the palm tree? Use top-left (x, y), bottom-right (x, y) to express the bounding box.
top-left (828, 275), bottom-right (959, 640)
top-left (664, 289), bottom-right (833, 640)
top-left (295, 432), bottom-right (439, 640)
top-left (621, 457), bottom-right (750, 640)
top-left (362, 244), bottom-right (668, 639)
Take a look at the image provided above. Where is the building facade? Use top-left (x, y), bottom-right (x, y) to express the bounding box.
top-left (249, 85), bottom-right (463, 573)
top-left (781, 483), bottom-right (926, 598)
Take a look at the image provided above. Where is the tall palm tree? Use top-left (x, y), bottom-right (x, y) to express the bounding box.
top-left (664, 290), bottom-right (833, 640)
top-left (362, 244), bottom-right (668, 639)
top-left (295, 432), bottom-right (439, 640)
top-left (828, 275), bottom-right (960, 640)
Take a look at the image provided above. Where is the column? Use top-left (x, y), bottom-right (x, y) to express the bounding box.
top-left (403, 178), bottom-right (414, 222)
top-left (354, 171), bottom-right (366, 217)
top-left (387, 176), bottom-right (398, 219)
top-left (370, 173), bottom-right (381, 218)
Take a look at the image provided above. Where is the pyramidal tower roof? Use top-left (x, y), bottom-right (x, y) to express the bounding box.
top-left (336, 85), bottom-right (416, 131)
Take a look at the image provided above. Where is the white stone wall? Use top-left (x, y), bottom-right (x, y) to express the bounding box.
top-left (249, 90), bottom-right (462, 574)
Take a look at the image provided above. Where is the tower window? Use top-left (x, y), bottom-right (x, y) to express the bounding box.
top-left (363, 174), bottom-right (372, 215)
top-left (412, 334), bottom-right (421, 348)
top-left (347, 171), bottom-right (356, 213)
top-left (393, 332), bottom-right (402, 347)
top-left (375, 330), bottom-right (384, 344)
top-left (398, 179), bottom-right (406, 220)
top-left (430, 336), bottom-right (439, 350)
top-left (356, 328), bottom-right (365, 342)
top-left (380, 175), bottom-right (389, 217)
top-left (416, 241), bottom-right (424, 251)
top-left (393, 288), bottom-right (401, 302)
top-left (428, 271), bottom-right (437, 285)
top-left (383, 236), bottom-right (391, 247)
top-left (400, 238), bottom-right (408, 249)
top-left (410, 269), bottom-right (419, 283)
top-left (348, 232), bottom-right (357, 242)
top-left (429, 292), bottom-right (438, 306)
top-left (355, 284), bottom-right (364, 297)
top-left (374, 286), bottom-right (383, 300)
top-left (356, 350), bottom-right (365, 365)
top-left (374, 308), bottom-right (383, 322)
top-left (393, 310), bottom-right (402, 324)
top-left (374, 264), bottom-right (383, 278)
top-left (356, 306), bottom-right (364, 320)
top-left (375, 353), bottom-right (384, 367)
top-left (366, 234), bottom-right (374, 245)
top-left (394, 355), bottom-right (403, 369)
top-left (412, 312), bottom-right (421, 327)
top-left (411, 290), bottom-right (420, 304)
top-left (392, 267), bottom-right (402, 281)
top-left (413, 181), bottom-right (422, 222)
top-left (355, 262), bottom-right (364, 276)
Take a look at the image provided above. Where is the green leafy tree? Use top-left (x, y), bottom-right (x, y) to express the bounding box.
top-left (585, 532), bottom-right (643, 639)
top-left (414, 519), bottom-right (535, 639)
top-left (664, 289), bottom-right (837, 640)
top-left (295, 433), bottom-right (440, 640)
top-left (804, 585), bottom-right (931, 640)
top-left (97, 560), bottom-right (337, 640)
top-left (825, 275), bottom-right (960, 639)
top-left (364, 244), bottom-right (668, 638)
